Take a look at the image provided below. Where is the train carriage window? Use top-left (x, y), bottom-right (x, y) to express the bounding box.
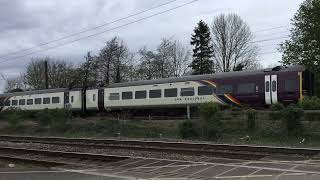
top-left (272, 81), bottom-right (277, 92)
top-left (217, 85), bottom-right (233, 94)
top-left (52, 97), bottom-right (60, 104)
top-left (198, 86), bottom-right (214, 96)
top-left (122, 92), bottom-right (133, 100)
top-left (285, 79), bottom-right (298, 92)
top-left (109, 93), bottom-right (120, 100)
top-left (35, 98), bottom-right (42, 105)
top-left (27, 99), bottom-right (33, 105)
top-left (237, 83), bottom-right (255, 94)
top-left (43, 97), bottom-right (50, 104)
top-left (135, 91), bottom-right (147, 99)
top-left (71, 96), bottom-right (74, 103)
top-left (19, 99), bottom-right (25, 105)
top-left (149, 89), bottom-right (162, 98)
top-left (93, 94), bottom-right (96, 101)
top-left (12, 100), bottom-right (18, 106)
top-left (4, 100), bottom-right (10, 106)
top-left (164, 88), bottom-right (177, 97)
top-left (181, 87), bottom-right (195, 96)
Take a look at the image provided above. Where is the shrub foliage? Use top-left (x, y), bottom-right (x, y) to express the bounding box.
top-left (247, 109), bottom-right (256, 131)
top-left (281, 105), bottom-right (303, 136)
top-left (200, 102), bottom-right (222, 140)
top-left (178, 120), bottom-right (198, 139)
top-left (298, 96), bottom-right (320, 110)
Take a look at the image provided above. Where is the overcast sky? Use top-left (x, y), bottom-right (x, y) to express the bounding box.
top-left (0, 0), bottom-right (304, 92)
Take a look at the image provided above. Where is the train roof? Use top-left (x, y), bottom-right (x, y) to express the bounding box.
top-left (107, 65), bottom-right (305, 88)
top-left (0, 88), bottom-right (82, 97)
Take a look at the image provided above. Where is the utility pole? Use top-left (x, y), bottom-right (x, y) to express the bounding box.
top-left (44, 60), bottom-right (49, 89)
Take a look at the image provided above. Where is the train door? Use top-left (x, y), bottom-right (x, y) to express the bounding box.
top-left (98, 89), bottom-right (105, 111)
top-left (265, 75), bottom-right (278, 104)
top-left (64, 92), bottom-right (69, 105)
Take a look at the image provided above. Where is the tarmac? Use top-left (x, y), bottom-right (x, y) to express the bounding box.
top-left (1, 154), bottom-right (320, 180)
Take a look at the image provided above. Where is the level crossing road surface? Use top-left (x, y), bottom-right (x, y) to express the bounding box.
top-left (1, 154), bottom-right (320, 180)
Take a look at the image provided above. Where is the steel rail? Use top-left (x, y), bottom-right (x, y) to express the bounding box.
top-left (0, 135), bottom-right (319, 159)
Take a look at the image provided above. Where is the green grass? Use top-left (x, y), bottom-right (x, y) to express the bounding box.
top-left (1, 109), bottom-right (320, 148)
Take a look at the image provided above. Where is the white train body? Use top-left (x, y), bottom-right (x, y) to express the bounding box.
top-left (104, 81), bottom-right (223, 110)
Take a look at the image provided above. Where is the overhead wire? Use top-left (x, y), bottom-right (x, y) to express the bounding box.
top-left (0, 0), bottom-right (200, 66)
top-left (0, 0), bottom-right (180, 59)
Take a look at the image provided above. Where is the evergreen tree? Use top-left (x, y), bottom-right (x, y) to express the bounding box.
top-left (280, 0), bottom-right (320, 73)
top-left (190, 20), bottom-right (214, 75)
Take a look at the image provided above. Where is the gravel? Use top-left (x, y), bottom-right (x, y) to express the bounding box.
top-left (0, 141), bottom-right (211, 162)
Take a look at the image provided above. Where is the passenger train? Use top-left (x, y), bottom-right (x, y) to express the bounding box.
top-left (0, 65), bottom-right (314, 116)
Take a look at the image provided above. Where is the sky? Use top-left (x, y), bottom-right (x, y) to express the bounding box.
top-left (0, 0), bottom-right (304, 92)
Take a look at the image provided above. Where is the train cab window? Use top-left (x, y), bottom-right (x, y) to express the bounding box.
top-left (135, 91), bottom-right (147, 99)
top-left (93, 94), bottom-right (96, 101)
top-left (35, 98), bottom-right (42, 105)
top-left (12, 100), bottom-right (18, 106)
top-left (272, 81), bottom-right (277, 92)
top-left (198, 86), bottom-right (214, 96)
top-left (109, 93), bottom-right (120, 100)
top-left (19, 99), bottom-right (25, 105)
top-left (285, 79), bottom-right (298, 92)
top-left (52, 97), bottom-right (60, 104)
top-left (27, 99), bottom-right (33, 105)
top-left (43, 98), bottom-right (50, 104)
top-left (164, 88), bottom-right (177, 97)
top-left (181, 87), bottom-right (194, 96)
top-left (71, 96), bottom-right (74, 103)
top-left (217, 85), bottom-right (233, 94)
top-left (237, 83), bottom-right (255, 94)
top-left (4, 100), bottom-right (10, 106)
top-left (122, 92), bottom-right (133, 100)
top-left (149, 89), bottom-right (162, 98)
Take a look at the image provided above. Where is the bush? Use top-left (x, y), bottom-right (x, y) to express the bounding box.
top-left (298, 96), bottom-right (320, 110)
top-left (270, 103), bottom-right (285, 111)
top-left (205, 119), bottom-right (223, 140)
top-left (200, 102), bottom-right (223, 140)
top-left (200, 102), bottom-right (220, 121)
top-left (36, 109), bottom-right (71, 131)
top-left (178, 120), bottom-right (198, 139)
top-left (4, 109), bottom-right (23, 129)
top-left (247, 109), bottom-right (256, 131)
top-left (281, 105), bottom-right (303, 136)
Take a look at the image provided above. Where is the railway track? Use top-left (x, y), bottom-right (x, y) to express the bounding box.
top-left (0, 146), bottom-right (128, 167)
top-left (0, 135), bottom-right (319, 161)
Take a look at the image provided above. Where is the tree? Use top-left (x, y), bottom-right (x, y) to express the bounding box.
top-left (190, 20), bottom-right (214, 75)
top-left (5, 75), bottom-right (25, 93)
top-left (98, 37), bottom-right (118, 86)
top-left (97, 37), bottom-right (132, 85)
top-left (211, 14), bottom-right (259, 72)
top-left (112, 39), bottom-right (132, 83)
top-left (280, 0), bottom-right (320, 73)
top-left (136, 38), bottom-right (191, 80)
top-left (280, 0), bottom-right (320, 96)
top-left (23, 57), bottom-right (75, 89)
top-left (76, 52), bottom-right (98, 88)
top-left (170, 40), bottom-right (191, 77)
top-left (136, 47), bottom-right (158, 80)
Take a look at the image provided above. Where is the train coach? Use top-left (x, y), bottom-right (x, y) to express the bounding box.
top-left (0, 65), bottom-right (314, 116)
